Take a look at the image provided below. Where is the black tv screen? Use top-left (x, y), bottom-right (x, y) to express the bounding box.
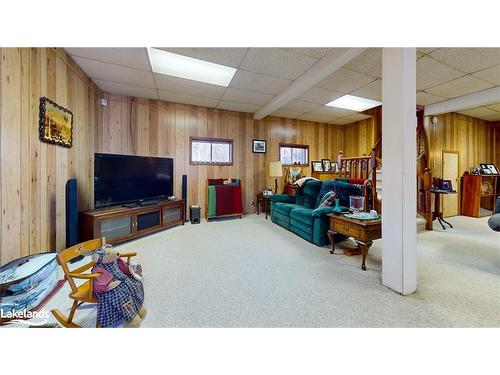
top-left (94, 153), bottom-right (173, 208)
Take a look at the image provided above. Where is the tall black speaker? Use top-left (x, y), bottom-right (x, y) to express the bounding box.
top-left (66, 179), bottom-right (78, 248)
top-left (182, 174), bottom-right (188, 222)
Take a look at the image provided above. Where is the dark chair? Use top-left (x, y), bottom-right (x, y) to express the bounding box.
top-left (487, 197), bottom-right (500, 231)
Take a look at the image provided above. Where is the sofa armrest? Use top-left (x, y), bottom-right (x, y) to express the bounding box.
top-left (312, 205), bottom-right (349, 218)
top-left (269, 194), bottom-right (295, 204)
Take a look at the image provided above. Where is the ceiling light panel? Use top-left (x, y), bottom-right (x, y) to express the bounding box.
top-left (326, 94), bottom-right (381, 112)
top-left (147, 47), bottom-right (237, 87)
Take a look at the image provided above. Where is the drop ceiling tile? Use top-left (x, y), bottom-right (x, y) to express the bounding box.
top-left (229, 70), bottom-right (291, 95)
top-left (95, 80), bottom-right (158, 100)
top-left (472, 63), bottom-right (500, 85)
top-left (457, 106), bottom-right (499, 119)
top-left (416, 56), bottom-right (464, 90)
top-left (286, 48), bottom-right (332, 59)
top-left (65, 48), bottom-right (151, 71)
top-left (429, 48), bottom-right (500, 73)
top-left (217, 101), bottom-right (260, 113)
top-left (416, 91), bottom-right (447, 106)
top-left (298, 86), bottom-right (343, 104)
top-left (425, 76), bottom-right (493, 99)
top-left (239, 48), bottom-right (317, 80)
top-left (157, 48), bottom-right (248, 68)
top-left (270, 109), bottom-right (304, 119)
top-left (480, 114), bottom-right (500, 121)
top-left (311, 106), bottom-right (356, 119)
top-left (220, 87), bottom-right (273, 106)
top-left (317, 68), bottom-right (376, 94)
top-left (350, 79), bottom-right (382, 101)
top-left (330, 117), bottom-right (361, 125)
top-left (73, 56), bottom-right (155, 88)
top-left (342, 113), bottom-right (372, 122)
top-left (418, 47), bottom-right (439, 54)
top-left (343, 48), bottom-right (382, 78)
top-left (485, 103), bottom-right (500, 112)
top-left (281, 100), bottom-right (321, 113)
top-left (153, 73), bottom-right (225, 99)
top-left (297, 112), bottom-right (335, 123)
top-left (158, 90), bottom-right (218, 108)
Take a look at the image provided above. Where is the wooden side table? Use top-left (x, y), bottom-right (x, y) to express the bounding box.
top-left (431, 189), bottom-right (456, 229)
top-left (256, 193), bottom-right (271, 219)
top-left (327, 214), bottom-right (381, 270)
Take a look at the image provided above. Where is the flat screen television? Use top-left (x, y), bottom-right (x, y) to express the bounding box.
top-left (94, 153), bottom-right (174, 208)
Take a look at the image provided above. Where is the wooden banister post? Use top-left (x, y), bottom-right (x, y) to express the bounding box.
top-left (423, 167), bottom-right (432, 230)
top-left (370, 148), bottom-right (377, 209)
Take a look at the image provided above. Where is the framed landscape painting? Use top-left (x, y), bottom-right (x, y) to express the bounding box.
top-left (252, 139), bottom-right (267, 154)
top-left (39, 97), bottom-right (73, 148)
top-left (312, 161), bottom-right (323, 172)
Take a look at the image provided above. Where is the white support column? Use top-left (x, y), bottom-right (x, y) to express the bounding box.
top-left (381, 48), bottom-right (417, 295)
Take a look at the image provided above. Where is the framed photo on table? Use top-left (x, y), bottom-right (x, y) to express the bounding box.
top-left (312, 161), bottom-right (323, 172)
top-left (480, 163), bottom-right (498, 175)
top-left (252, 139), bottom-right (267, 154)
top-left (322, 159), bottom-right (332, 172)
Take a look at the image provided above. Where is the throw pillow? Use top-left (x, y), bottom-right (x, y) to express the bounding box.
top-left (319, 190), bottom-right (337, 207)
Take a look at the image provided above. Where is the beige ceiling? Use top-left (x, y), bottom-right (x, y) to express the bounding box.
top-left (65, 47), bottom-right (500, 124)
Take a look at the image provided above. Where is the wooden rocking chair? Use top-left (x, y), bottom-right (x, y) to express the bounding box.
top-left (51, 237), bottom-right (137, 328)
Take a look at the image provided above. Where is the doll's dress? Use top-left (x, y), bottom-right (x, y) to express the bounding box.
top-left (92, 250), bottom-right (144, 327)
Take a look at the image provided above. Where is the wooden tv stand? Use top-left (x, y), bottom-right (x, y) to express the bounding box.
top-left (79, 199), bottom-right (185, 245)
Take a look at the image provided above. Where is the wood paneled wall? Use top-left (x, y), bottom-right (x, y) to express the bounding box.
top-left (95, 95), bottom-right (346, 219)
top-left (0, 48), bottom-right (97, 265)
top-left (3, 49), bottom-right (499, 268)
top-left (425, 112), bottom-right (500, 179)
top-left (342, 117), bottom-right (376, 157)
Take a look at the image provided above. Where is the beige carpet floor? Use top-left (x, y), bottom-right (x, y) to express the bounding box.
top-left (8, 214), bottom-right (500, 327)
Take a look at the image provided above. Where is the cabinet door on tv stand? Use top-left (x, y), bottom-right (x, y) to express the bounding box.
top-left (98, 215), bottom-right (134, 243)
top-left (135, 208), bottom-right (162, 234)
top-left (162, 203), bottom-right (182, 227)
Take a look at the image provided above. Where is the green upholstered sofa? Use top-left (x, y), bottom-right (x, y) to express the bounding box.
top-left (269, 179), bottom-right (364, 246)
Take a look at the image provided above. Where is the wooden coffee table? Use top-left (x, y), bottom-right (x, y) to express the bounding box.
top-left (327, 213), bottom-right (381, 270)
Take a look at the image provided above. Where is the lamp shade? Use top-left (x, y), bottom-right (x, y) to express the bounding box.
top-left (269, 161), bottom-right (283, 177)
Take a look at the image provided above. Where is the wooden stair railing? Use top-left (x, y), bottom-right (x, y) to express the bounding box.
top-left (337, 149), bottom-right (379, 212)
top-left (416, 123), bottom-right (433, 230)
top-left (337, 119), bottom-right (433, 230)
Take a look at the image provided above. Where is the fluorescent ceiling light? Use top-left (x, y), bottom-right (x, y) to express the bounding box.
top-left (147, 48), bottom-right (236, 87)
top-left (326, 94), bottom-right (381, 112)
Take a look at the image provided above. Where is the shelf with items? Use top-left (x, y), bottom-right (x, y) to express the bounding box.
top-left (461, 174), bottom-right (500, 217)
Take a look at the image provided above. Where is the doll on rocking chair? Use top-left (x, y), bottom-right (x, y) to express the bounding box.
top-left (91, 244), bottom-right (146, 328)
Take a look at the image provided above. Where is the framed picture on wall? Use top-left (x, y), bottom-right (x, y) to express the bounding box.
top-left (252, 139), bottom-right (267, 154)
top-left (322, 159), bottom-right (332, 172)
top-left (312, 161), bottom-right (323, 172)
top-left (39, 97), bottom-right (73, 148)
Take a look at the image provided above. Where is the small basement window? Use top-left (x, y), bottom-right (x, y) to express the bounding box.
top-left (190, 137), bottom-right (233, 165)
top-left (279, 143), bottom-right (309, 166)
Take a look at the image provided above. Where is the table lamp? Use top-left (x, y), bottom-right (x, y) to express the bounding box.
top-left (269, 161), bottom-right (283, 194)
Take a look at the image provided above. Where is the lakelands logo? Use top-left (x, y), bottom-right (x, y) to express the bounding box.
top-left (1, 308), bottom-right (49, 326)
